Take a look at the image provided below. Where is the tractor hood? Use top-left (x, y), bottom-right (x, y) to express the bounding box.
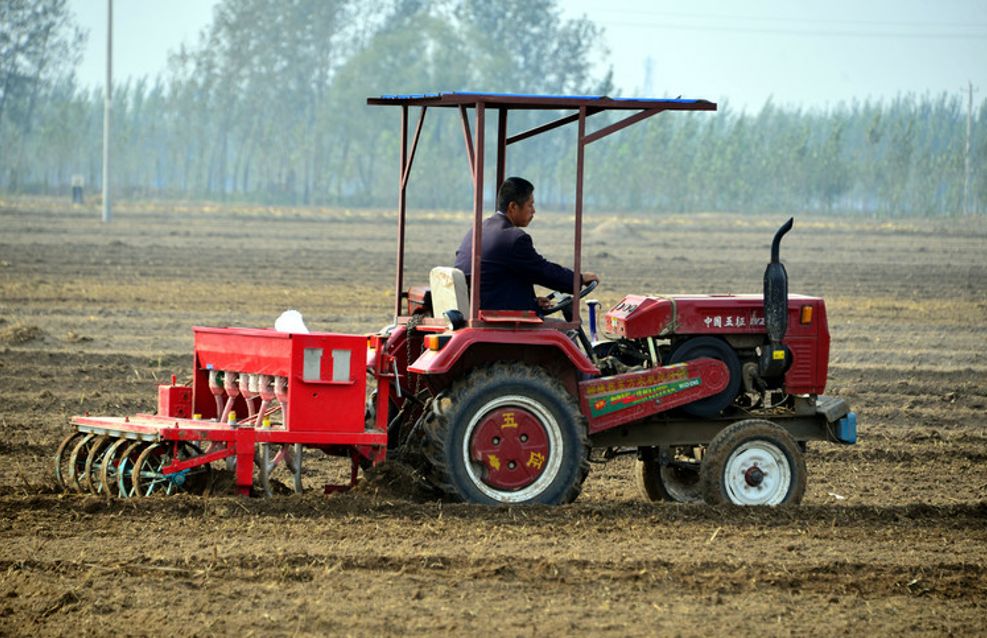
top-left (603, 294), bottom-right (823, 339)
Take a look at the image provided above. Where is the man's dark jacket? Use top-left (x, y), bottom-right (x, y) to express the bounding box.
top-left (455, 212), bottom-right (576, 312)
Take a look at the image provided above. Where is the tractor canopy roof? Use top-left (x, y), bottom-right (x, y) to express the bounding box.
top-left (367, 91), bottom-right (717, 324)
top-left (367, 91), bottom-right (714, 111)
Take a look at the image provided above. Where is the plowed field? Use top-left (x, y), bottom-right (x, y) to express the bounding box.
top-left (1, 197), bottom-right (985, 636)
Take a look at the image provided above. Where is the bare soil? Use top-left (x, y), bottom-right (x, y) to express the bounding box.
top-left (1, 197), bottom-right (985, 636)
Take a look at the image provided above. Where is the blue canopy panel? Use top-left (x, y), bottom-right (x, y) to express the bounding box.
top-left (367, 91), bottom-right (716, 111)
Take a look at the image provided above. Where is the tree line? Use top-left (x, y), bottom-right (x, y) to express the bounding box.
top-left (1, 0), bottom-right (983, 216)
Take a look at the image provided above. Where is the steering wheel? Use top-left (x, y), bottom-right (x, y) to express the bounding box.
top-left (541, 279), bottom-right (599, 316)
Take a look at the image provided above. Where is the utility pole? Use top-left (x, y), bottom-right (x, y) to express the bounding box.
top-left (102, 0), bottom-right (113, 223)
top-left (642, 56), bottom-right (654, 96)
top-left (962, 81), bottom-right (982, 216)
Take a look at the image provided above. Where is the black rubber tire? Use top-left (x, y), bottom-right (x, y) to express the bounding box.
top-left (699, 419), bottom-right (806, 506)
top-left (424, 363), bottom-right (590, 505)
top-left (634, 447), bottom-right (702, 503)
top-left (667, 336), bottom-right (742, 418)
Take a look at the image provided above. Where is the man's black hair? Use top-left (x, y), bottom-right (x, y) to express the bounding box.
top-left (497, 176), bottom-right (534, 213)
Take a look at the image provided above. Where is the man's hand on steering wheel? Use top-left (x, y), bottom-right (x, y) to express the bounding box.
top-left (541, 272), bottom-right (600, 316)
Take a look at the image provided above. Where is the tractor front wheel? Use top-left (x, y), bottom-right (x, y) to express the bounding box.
top-left (425, 363), bottom-right (589, 505)
top-left (699, 419), bottom-right (806, 505)
top-left (667, 336), bottom-right (742, 418)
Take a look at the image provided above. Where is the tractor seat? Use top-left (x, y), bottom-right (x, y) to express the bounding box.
top-left (429, 267), bottom-right (469, 319)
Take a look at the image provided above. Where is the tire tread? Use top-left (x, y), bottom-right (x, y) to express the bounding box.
top-left (424, 363), bottom-right (590, 505)
top-left (699, 418), bottom-right (806, 505)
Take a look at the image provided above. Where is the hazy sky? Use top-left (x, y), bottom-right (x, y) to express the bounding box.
top-left (70, 0), bottom-right (987, 112)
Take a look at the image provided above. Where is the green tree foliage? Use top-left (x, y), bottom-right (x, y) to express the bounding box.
top-left (0, 0), bottom-right (982, 216)
top-left (0, 0), bottom-right (84, 125)
top-left (0, 0), bottom-right (85, 190)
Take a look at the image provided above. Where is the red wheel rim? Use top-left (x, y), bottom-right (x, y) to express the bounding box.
top-left (469, 407), bottom-right (550, 491)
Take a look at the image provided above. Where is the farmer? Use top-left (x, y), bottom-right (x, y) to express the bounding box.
top-left (455, 176), bottom-right (599, 314)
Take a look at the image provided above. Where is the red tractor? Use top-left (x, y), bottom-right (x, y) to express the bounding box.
top-left (54, 92), bottom-right (856, 506)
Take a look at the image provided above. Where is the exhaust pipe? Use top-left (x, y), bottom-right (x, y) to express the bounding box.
top-left (760, 217), bottom-right (794, 378)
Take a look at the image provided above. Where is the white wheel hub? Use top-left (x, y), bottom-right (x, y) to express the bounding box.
top-left (723, 439), bottom-right (792, 505)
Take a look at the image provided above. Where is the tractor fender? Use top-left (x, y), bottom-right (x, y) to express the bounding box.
top-left (408, 328), bottom-right (598, 376)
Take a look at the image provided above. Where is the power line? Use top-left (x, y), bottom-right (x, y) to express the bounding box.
top-left (594, 19), bottom-right (987, 40)
top-left (579, 8), bottom-right (987, 31)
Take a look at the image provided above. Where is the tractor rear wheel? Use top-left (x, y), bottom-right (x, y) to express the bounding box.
top-left (667, 336), bottom-right (742, 418)
top-left (425, 363), bottom-right (589, 505)
top-left (634, 447), bottom-right (702, 503)
top-left (699, 419), bottom-right (806, 505)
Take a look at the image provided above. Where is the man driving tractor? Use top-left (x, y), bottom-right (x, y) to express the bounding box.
top-left (454, 176), bottom-right (599, 314)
